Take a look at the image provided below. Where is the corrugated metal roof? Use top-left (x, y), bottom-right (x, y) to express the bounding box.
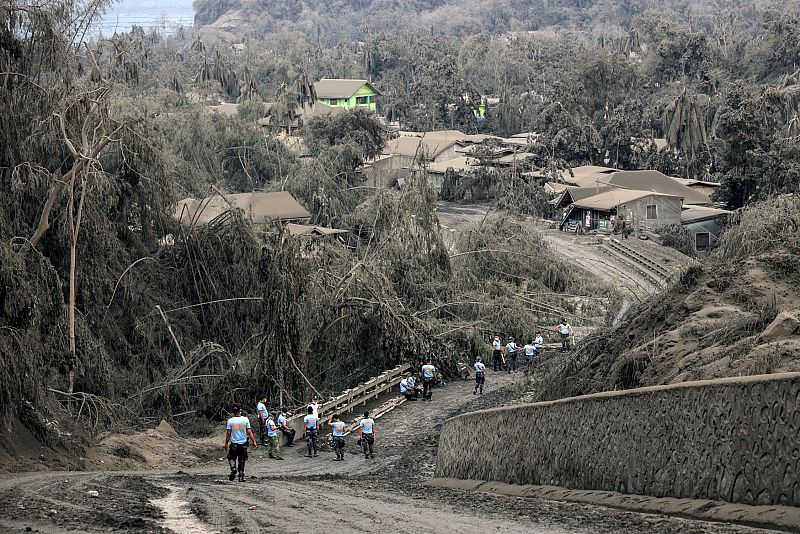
top-left (602, 170), bottom-right (710, 205)
top-left (426, 156), bottom-right (478, 174)
top-left (570, 189), bottom-right (680, 210)
top-left (383, 136), bottom-right (459, 158)
top-left (175, 191), bottom-right (311, 227)
top-left (680, 205), bottom-right (732, 223)
top-left (314, 79), bottom-right (380, 98)
top-left (559, 165), bottom-right (618, 185)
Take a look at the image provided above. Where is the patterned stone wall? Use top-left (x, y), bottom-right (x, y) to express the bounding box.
top-left (435, 373), bottom-right (800, 507)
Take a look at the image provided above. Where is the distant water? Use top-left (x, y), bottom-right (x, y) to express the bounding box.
top-left (95, 0), bottom-right (194, 36)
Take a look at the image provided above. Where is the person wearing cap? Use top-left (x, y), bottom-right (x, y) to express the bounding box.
top-left (505, 337), bottom-right (518, 373)
top-left (491, 334), bottom-right (503, 371)
top-left (224, 404), bottom-right (258, 482)
top-left (303, 406), bottom-right (320, 458)
top-left (256, 395), bottom-right (269, 446)
top-left (265, 412), bottom-right (284, 460)
top-left (328, 414), bottom-right (347, 461)
top-left (473, 356), bottom-right (486, 395)
top-left (277, 410), bottom-right (295, 447)
top-left (420, 359), bottom-right (437, 401)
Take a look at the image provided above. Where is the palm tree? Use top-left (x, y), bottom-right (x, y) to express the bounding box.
top-left (776, 69), bottom-right (800, 136)
top-left (623, 27), bottom-right (641, 58)
top-left (663, 88), bottom-right (709, 161)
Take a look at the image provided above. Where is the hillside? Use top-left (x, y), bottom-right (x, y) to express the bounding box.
top-left (192, 0), bottom-right (776, 42)
top-left (538, 195), bottom-right (800, 401)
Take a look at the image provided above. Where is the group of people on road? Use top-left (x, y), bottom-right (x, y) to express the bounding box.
top-left (490, 319), bottom-right (574, 372)
top-left (399, 359), bottom-right (439, 402)
top-left (224, 322), bottom-right (576, 481)
top-left (224, 395), bottom-right (378, 481)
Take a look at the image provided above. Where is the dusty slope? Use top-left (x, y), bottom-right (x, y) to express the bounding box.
top-left (0, 375), bottom-right (775, 534)
top-left (538, 195), bottom-right (800, 400)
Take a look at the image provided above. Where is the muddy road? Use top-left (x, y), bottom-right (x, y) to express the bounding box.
top-left (0, 374), bottom-right (780, 534)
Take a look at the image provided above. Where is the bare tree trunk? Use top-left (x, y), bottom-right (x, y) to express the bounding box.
top-left (67, 174), bottom-right (86, 393)
top-left (30, 135), bottom-right (115, 248)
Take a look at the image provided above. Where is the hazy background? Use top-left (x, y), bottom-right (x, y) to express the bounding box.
top-left (96, 0), bottom-right (194, 34)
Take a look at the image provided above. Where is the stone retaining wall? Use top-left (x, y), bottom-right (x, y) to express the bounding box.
top-left (435, 373), bottom-right (800, 507)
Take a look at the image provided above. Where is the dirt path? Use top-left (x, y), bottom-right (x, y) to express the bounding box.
top-left (435, 201), bottom-right (662, 299)
top-left (0, 373), bottom-right (780, 534)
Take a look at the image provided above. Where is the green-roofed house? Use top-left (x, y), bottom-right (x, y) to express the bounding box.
top-left (313, 79), bottom-right (380, 111)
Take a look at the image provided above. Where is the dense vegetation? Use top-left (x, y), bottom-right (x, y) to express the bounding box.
top-left (2, 0), bottom-right (799, 455)
top-left (176, 2), bottom-right (800, 207)
top-left (0, 1), bottom-right (614, 451)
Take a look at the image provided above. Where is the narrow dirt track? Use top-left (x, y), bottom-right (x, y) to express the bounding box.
top-left (0, 373), bottom-right (780, 533)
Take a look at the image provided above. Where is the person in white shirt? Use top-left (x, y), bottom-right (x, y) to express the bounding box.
top-left (307, 398), bottom-right (321, 417)
top-left (534, 331), bottom-right (544, 355)
top-left (556, 319), bottom-right (574, 352)
top-left (473, 357), bottom-right (486, 395)
top-left (523, 340), bottom-right (536, 367)
top-left (420, 360), bottom-right (437, 401)
top-left (505, 337), bottom-right (518, 373)
top-left (491, 335), bottom-right (503, 371)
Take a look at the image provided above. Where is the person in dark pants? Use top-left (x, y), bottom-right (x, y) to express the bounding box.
top-left (329, 414), bottom-right (347, 461)
top-left (491, 335), bottom-right (503, 371)
top-left (303, 406), bottom-right (320, 458)
top-left (359, 411), bottom-right (375, 459)
top-left (224, 404), bottom-right (258, 482)
top-left (473, 357), bottom-right (486, 395)
top-left (506, 337), bottom-right (518, 373)
top-left (277, 410), bottom-right (295, 446)
top-left (256, 395), bottom-right (269, 446)
top-left (421, 360), bottom-right (437, 401)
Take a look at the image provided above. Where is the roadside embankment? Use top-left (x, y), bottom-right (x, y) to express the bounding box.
top-left (434, 372), bottom-right (800, 508)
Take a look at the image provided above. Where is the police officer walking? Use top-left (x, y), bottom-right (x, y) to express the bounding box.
top-left (421, 359), bottom-right (437, 401)
top-left (473, 356), bottom-right (486, 395)
top-left (304, 406), bottom-right (320, 458)
top-left (359, 411), bottom-right (376, 459)
top-left (329, 414), bottom-right (347, 461)
top-left (256, 395), bottom-right (269, 446)
top-left (224, 404), bottom-right (258, 482)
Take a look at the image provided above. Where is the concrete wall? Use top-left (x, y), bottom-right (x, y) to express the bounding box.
top-left (435, 373), bottom-right (800, 507)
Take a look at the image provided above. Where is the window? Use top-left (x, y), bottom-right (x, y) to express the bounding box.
top-left (356, 96), bottom-right (370, 105)
top-left (695, 232), bottom-right (710, 251)
top-left (328, 99), bottom-right (338, 106)
top-left (646, 205), bottom-right (657, 219)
